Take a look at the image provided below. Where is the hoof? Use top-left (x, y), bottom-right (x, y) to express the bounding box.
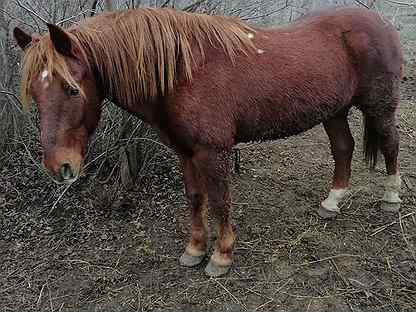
top-left (380, 201), bottom-right (400, 212)
top-left (205, 260), bottom-right (231, 277)
top-left (318, 205), bottom-right (338, 219)
top-left (179, 251), bottom-right (205, 267)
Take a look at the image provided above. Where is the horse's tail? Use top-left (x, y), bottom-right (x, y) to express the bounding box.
top-left (363, 115), bottom-right (380, 169)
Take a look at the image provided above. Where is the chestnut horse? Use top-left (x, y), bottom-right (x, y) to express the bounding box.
top-left (14, 7), bottom-right (403, 277)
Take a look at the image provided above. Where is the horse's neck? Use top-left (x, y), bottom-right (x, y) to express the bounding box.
top-left (99, 83), bottom-right (155, 123)
top-left (97, 74), bottom-right (161, 124)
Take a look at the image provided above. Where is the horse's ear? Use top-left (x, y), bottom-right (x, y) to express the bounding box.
top-left (47, 23), bottom-right (73, 57)
top-left (13, 27), bottom-right (33, 50)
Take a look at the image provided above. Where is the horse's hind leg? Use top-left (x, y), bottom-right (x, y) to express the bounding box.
top-left (379, 118), bottom-right (401, 212)
top-left (359, 75), bottom-right (402, 212)
top-left (179, 156), bottom-right (209, 267)
top-left (319, 110), bottom-right (355, 219)
top-left (364, 113), bottom-right (402, 212)
top-left (193, 148), bottom-right (235, 277)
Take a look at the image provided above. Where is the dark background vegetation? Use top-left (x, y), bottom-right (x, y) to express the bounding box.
top-left (0, 0), bottom-right (415, 311)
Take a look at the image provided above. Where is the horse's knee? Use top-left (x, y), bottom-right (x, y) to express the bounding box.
top-left (187, 192), bottom-right (205, 209)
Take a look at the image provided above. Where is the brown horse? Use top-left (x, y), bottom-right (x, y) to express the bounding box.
top-left (14, 7), bottom-right (403, 277)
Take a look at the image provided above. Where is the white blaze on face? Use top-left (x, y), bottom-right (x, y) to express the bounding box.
top-left (247, 32), bottom-right (254, 39)
top-left (40, 69), bottom-right (49, 88)
top-left (41, 70), bottom-right (49, 81)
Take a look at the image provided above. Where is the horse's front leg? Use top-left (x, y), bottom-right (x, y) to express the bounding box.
top-left (194, 148), bottom-right (235, 277)
top-left (319, 111), bottom-right (354, 218)
top-left (179, 156), bottom-right (209, 267)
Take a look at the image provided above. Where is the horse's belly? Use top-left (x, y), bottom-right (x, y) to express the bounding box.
top-left (236, 119), bottom-right (320, 143)
top-left (235, 100), bottom-right (342, 143)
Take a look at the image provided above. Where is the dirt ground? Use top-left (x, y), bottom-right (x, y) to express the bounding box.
top-left (1, 51), bottom-right (415, 312)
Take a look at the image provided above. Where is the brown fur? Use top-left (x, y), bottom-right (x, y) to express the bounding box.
top-left (15, 7), bottom-right (403, 272)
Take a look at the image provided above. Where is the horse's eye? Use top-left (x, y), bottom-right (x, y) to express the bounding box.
top-left (69, 88), bottom-right (80, 96)
top-left (64, 85), bottom-right (80, 96)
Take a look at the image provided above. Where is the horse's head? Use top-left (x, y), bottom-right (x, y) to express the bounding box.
top-left (14, 24), bottom-right (103, 183)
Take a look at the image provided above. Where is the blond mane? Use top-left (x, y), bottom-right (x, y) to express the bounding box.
top-left (21, 8), bottom-right (256, 108)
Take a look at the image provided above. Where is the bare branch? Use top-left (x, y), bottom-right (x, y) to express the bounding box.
top-left (90, 0), bottom-right (99, 16)
top-left (104, 0), bottom-right (113, 11)
top-left (240, 2), bottom-right (289, 21)
top-left (58, 9), bottom-right (96, 25)
top-left (183, 0), bottom-right (206, 12)
top-left (384, 0), bottom-right (416, 6)
top-left (352, 0), bottom-right (370, 9)
top-left (14, 0), bottom-right (49, 24)
top-left (161, 0), bottom-right (172, 7)
top-left (0, 90), bottom-right (24, 114)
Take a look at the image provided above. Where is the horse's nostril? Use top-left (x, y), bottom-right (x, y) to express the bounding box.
top-left (59, 163), bottom-right (74, 180)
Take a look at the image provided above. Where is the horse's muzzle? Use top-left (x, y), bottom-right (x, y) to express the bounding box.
top-left (42, 147), bottom-right (83, 184)
top-left (59, 163), bottom-right (76, 181)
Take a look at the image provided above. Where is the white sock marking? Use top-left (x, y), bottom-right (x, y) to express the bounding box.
top-left (321, 188), bottom-right (349, 213)
top-left (382, 174), bottom-right (402, 203)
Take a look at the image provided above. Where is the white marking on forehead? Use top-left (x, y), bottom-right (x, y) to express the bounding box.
top-left (257, 49), bottom-right (265, 54)
top-left (41, 70), bottom-right (49, 81)
top-left (247, 33), bottom-right (254, 39)
top-left (40, 69), bottom-right (50, 89)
